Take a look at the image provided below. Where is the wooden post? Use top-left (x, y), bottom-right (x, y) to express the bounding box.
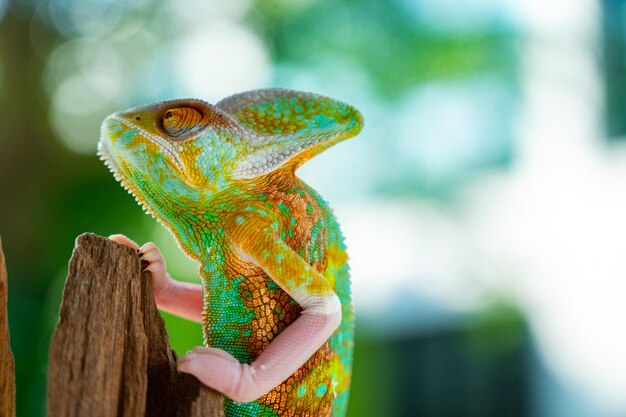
top-left (0, 237), bottom-right (16, 417)
top-left (48, 233), bottom-right (224, 417)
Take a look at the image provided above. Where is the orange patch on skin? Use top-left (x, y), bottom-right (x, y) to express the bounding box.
top-left (222, 258), bottom-right (337, 416)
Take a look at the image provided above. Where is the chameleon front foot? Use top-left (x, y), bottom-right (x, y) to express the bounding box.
top-left (108, 235), bottom-right (204, 322)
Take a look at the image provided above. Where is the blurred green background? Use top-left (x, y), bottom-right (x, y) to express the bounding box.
top-left (2, 0), bottom-right (626, 416)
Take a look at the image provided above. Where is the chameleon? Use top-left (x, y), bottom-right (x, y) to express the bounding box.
top-left (98, 88), bottom-right (363, 416)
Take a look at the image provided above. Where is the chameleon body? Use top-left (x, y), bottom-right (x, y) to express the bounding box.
top-left (98, 89), bottom-right (363, 416)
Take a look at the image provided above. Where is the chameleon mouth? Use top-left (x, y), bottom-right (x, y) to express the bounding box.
top-left (98, 116), bottom-right (151, 199)
top-left (97, 137), bottom-right (124, 183)
top-left (97, 138), bottom-right (144, 207)
top-left (97, 121), bottom-right (161, 222)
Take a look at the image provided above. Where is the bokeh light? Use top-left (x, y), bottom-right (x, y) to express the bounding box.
top-left (171, 22), bottom-right (270, 102)
top-left (0, 0), bottom-right (6, 23)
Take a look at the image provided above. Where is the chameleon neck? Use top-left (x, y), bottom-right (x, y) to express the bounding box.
top-left (129, 169), bottom-right (220, 261)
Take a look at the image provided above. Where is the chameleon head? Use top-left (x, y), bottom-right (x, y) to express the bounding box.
top-left (98, 99), bottom-right (249, 198)
top-left (98, 89), bottom-right (363, 209)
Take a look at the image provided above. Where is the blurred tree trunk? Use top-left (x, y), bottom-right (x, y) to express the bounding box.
top-left (48, 233), bottom-right (223, 417)
top-left (0, 237), bottom-right (16, 417)
top-left (0, 11), bottom-right (79, 416)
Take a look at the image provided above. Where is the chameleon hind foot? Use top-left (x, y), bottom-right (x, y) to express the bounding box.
top-left (178, 309), bottom-right (341, 403)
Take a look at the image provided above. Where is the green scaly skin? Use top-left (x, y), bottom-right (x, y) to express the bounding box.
top-left (98, 89), bottom-right (363, 416)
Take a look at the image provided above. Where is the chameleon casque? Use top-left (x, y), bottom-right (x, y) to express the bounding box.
top-left (98, 88), bottom-right (363, 416)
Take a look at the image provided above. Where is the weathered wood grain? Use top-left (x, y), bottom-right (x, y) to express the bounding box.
top-left (48, 233), bottom-right (223, 417)
top-left (0, 237), bottom-right (16, 417)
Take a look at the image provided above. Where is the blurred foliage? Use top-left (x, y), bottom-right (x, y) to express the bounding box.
top-left (249, 0), bottom-right (514, 98)
top-left (601, 0), bottom-right (626, 138)
top-left (350, 309), bottom-right (528, 417)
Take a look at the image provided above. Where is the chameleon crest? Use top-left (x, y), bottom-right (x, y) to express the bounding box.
top-left (99, 88), bottom-right (363, 417)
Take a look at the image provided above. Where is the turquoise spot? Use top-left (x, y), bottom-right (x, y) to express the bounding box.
top-left (119, 130), bottom-right (136, 145)
top-left (315, 384), bottom-right (327, 396)
top-left (297, 385), bottom-right (306, 397)
top-left (277, 202), bottom-right (290, 216)
top-left (236, 216), bottom-right (245, 225)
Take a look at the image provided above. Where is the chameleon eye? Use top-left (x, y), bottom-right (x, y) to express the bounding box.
top-left (162, 107), bottom-right (204, 137)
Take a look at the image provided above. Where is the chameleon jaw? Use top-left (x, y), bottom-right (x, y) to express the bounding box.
top-left (96, 136), bottom-right (124, 184)
top-left (97, 132), bottom-right (171, 228)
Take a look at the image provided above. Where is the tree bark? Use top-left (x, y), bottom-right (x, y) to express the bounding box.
top-left (0, 237), bottom-right (16, 417)
top-left (48, 233), bottom-right (223, 417)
